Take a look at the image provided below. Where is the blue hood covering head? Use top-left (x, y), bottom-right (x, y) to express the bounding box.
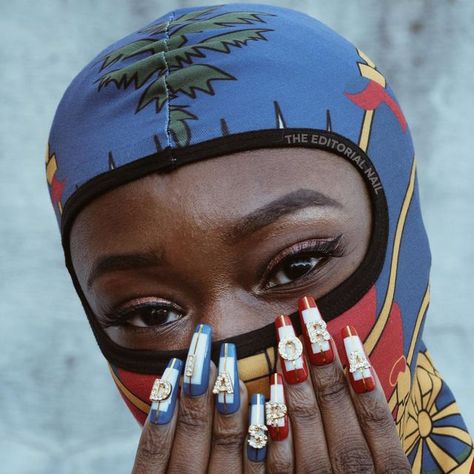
top-left (45, 3), bottom-right (473, 472)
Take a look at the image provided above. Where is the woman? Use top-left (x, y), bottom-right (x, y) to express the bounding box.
top-left (45, 3), bottom-right (473, 472)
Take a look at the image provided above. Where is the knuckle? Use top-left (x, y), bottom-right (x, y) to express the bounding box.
top-left (177, 401), bottom-right (209, 431)
top-left (267, 457), bottom-right (293, 474)
top-left (314, 365), bottom-right (348, 405)
top-left (331, 441), bottom-right (375, 474)
top-left (377, 454), bottom-right (412, 473)
top-left (212, 426), bottom-right (244, 450)
top-left (287, 388), bottom-right (320, 423)
top-left (357, 395), bottom-right (394, 433)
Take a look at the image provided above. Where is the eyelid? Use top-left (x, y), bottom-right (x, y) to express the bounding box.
top-left (101, 298), bottom-right (182, 328)
top-left (260, 234), bottom-right (344, 286)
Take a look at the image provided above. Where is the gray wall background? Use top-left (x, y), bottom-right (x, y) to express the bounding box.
top-left (1, 0), bottom-right (473, 472)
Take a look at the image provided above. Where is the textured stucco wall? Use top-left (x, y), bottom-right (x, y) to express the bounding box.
top-left (1, 1), bottom-right (473, 472)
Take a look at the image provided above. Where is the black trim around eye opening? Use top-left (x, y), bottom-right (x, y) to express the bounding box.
top-left (61, 128), bottom-right (388, 374)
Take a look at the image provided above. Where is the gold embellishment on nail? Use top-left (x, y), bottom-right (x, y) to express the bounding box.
top-left (184, 354), bottom-right (196, 378)
top-left (306, 320), bottom-right (330, 346)
top-left (248, 424), bottom-right (268, 449)
top-left (278, 335), bottom-right (303, 361)
top-left (265, 401), bottom-right (287, 427)
top-left (212, 372), bottom-right (234, 394)
top-left (150, 378), bottom-right (172, 402)
top-left (348, 351), bottom-right (371, 374)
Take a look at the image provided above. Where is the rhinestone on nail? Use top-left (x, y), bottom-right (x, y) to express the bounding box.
top-left (348, 351), bottom-right (371, 374)
top-left (265, 401), bottom-right (287, 427)
top-left (149, 379), bottom-right (172, 402)
top-left (212, 372), bottom-right (234, 394)
top-left (306, 320), bottom-right (330, 345)
top-left (278, 335), bottom-right (303, 361)
top-left (248, 424), bottom-right (268, 449)
top-left (184, 354), bottom-right (196, 377)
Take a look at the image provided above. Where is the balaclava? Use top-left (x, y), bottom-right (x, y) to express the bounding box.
top-left (45, 3), bottom-right (473, 472)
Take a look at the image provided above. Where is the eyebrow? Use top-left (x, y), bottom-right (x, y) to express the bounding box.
top-left (87, 250), bottom-right (163, 289)
top-left (86, 188), bottom-right (341, 289)
top-left (223, 188), bottom-right (342, 243)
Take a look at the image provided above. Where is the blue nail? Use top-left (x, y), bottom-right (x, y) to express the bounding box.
top-left (214, 343), bottom-right (240, 414)
top-left (183, 324), bottom-right (212, 397)
top-left (247, 393), bottom-right (267, 462)
top-left (148, 358), bottom-right (183, 425)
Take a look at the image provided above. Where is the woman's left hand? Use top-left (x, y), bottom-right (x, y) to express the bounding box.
top-left (254, 301), bottom-right (411, 474)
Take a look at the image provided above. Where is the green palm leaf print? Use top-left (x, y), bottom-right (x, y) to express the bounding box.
top-left (95, 6), bottom-right (276, 147)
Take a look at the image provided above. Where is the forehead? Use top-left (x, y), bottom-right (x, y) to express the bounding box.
top-left (70, 147), bottom-right (366, 247)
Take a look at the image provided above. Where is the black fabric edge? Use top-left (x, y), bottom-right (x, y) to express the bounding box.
top-left (61, 128), bottom-right (389, 374)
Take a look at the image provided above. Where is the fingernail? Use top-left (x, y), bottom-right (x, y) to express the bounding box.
top-left (265, 373), bottom-right (289, 441)
top-left (275, 314), bottom-right (308, 384)
top-left (212, 343), bottom-right (240, 414)
top-left (247, 393), bottom-right (268, 462)
top-left (341, 326), bottom-right (375, 393)
top-left (148, 358), bottom-right (183, 425)
top-left (183, 324), bottom-right (212, 397)
top-left (298, 296), bottom-right (334, 366)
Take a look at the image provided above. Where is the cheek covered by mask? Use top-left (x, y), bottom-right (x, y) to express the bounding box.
top-left (45, 3), bottom-right (473, 472)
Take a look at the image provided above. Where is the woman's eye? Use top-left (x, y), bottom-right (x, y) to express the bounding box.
top-left (265, 253), bottom-right (323, 288)
top-left (104, 303), bottom-right (183, 328)
top-left (263, 235), bottom-right (344, 290)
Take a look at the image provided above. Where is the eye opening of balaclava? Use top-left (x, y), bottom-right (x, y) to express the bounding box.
top-left (45, 3), bottom-right (473, 472)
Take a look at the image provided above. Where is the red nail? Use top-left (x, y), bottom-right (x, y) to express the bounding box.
top-left (341, 326), bottom-right (375, 393)
top-left (265, 373), bottom-right (289, 441)
top-left (275, 315), bottom-right (308, 384)
top-left (298, 296), bottom-right (334, 366)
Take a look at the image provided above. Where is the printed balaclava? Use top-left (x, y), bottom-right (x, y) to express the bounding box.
top-left (45, 3), bottom-right (473, 472)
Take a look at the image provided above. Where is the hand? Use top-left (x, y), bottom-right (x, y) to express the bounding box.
top-left (131, 326), bottom-right (252, 474)
top-left (255, 296), bottom-right (411, 473)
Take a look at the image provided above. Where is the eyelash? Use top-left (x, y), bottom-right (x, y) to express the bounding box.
top-left (101, 234), bottom-right (344, 329)
top-left (260, 234), bottom-right (344, 290)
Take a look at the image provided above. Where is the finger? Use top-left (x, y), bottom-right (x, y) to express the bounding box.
top-left (342, 326), bottom-right (411, 473)
top-left (208, 343), bottom-right (248, 474)
top-left (132, 357), bottom-right (183, 474)
top-left (266, 374), bottom-right (294, 474)
top-left (275, 315), bottom-right (332, 473)
top-left (244, 394), bottom-right (267, 473)
top-left (297, 297), bottom-right (375, 474)
top-left (167, 324), bottom-right (215, 474)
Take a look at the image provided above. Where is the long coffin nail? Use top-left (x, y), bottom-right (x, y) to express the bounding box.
top-left (213, 343), bottom-right (240, 414)
top-left (275, 315), bottom-right (308, 384)
top-left (183, 324), bottom-right (212, 396)
top-left (265, 373), bottom-right (289, 441)
top-left (341, 326), bottom-right (375, 393)
top-left (298, 296), bottom-right (334, 366)
top-left (148, 358), bottom-right (183, 425)
top-left (247, 393), bottom-right (268, 462)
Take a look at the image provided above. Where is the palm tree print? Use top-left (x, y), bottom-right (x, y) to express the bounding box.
top-left (95, 6), bottom-right (276, 147)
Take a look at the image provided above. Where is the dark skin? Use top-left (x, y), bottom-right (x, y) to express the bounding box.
top-left (70, 148), bottom-right (410, 473)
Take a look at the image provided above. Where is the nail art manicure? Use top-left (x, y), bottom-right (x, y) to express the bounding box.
top-left (298, 295), bottom-right (334, 366)
top-left (275, 314), bottom-right (308, 384)
top-left (247, 393), bottom-right (268, 462)
top-left (341, 325), bottom-right (375, 393)
top-left (265, 373), bottom-right (289, 441)
top-left (183, 324), bottom-right (212, 397)
top-left (212, 343), bottom-right (240, 414)
top-left (148, 358), bottom-right (183, 425)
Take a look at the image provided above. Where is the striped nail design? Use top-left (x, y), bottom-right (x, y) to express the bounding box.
top-left (213, 343), bottom-right (240, 414)
top-left (148, 358), bottom-right (183, 425)
top-left (341, 326), bottom-right (375, 393)
top-left (298, 296), bottom-right (334, 366)
top-left (275, 315), bottom-right (308, 384)
top-left (265, 373), bottom-right (288, 441)
top-left (247, 393), bottom-right (268, 462)
top-left (183, 324), bottom-right (212, 397)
